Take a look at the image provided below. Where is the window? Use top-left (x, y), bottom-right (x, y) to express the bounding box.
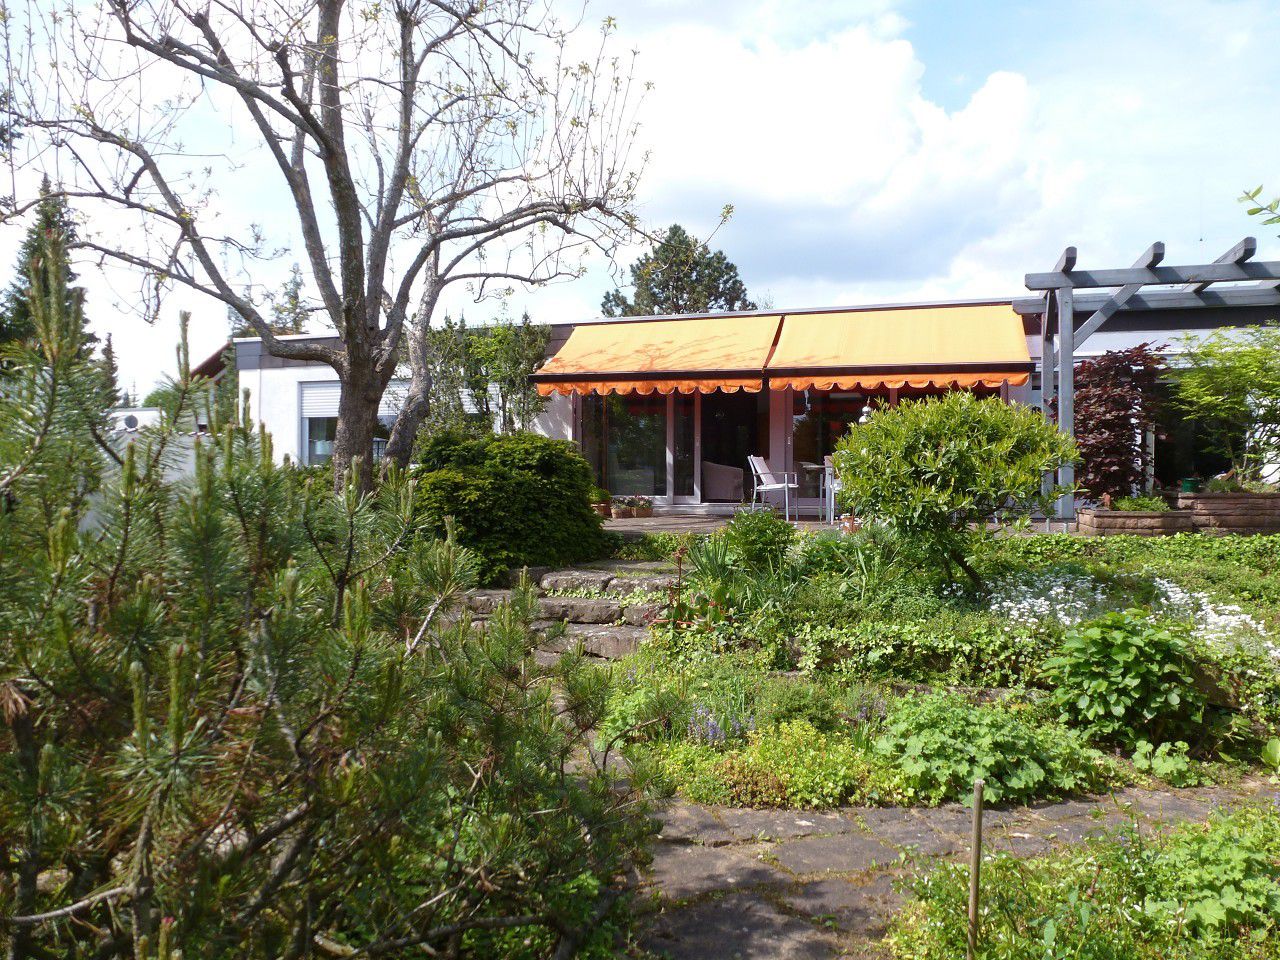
top-left (306, 417), bottom-right (337, 465)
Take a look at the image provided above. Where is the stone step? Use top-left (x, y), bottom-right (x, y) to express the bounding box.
top-left (466, 586), bottom-right (668, 626)
top-left (539, 622), bottom-right (647, 660)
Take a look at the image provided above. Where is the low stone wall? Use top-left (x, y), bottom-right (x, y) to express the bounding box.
top-left (1077, 508), bottom-right (1195, 537)
top-left (1175, 492), bottom-right (1280, 535)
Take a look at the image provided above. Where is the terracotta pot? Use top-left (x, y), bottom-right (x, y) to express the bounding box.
top-left (611, 505), bottom-right (635, 519)
top-left (1077, 507), bottom-right (1194, 537)
top-left (634, 504), bottom-right (653, 518)
top-left (1175, 491), bottom-right (1280, 535)
top-left (591, 502), bottom-right (610, 518)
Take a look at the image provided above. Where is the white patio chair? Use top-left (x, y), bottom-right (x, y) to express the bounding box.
top-left (822, 455), bottom-right (843, 525)
top-left (747, 455), bottom-right (798, 521)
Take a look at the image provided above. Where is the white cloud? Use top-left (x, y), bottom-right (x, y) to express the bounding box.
top-left (8, 0), bottom-right (1280, 394)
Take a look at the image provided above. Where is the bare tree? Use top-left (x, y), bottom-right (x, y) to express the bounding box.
top-left (6, 0), bottom-right (645, 483)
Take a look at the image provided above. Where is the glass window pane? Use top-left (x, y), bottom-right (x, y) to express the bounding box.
top-left (606, 394), bottom-right (667, 497)
top-left (307, 417), bottom-right (337, 465)
top-left (792, 390), bottom-right (868, 498)
top-left (674, 395), bottom-right (695, 498)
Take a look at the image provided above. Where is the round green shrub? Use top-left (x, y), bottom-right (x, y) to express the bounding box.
top-left (414, 430), bottom-right (608, 583)
top-left (1044, 610), bottom-right (1206, 747)
top-left (720, 508), bottom-right (796, 570)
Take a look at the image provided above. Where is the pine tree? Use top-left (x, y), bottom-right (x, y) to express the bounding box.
top-left (0, 238), bottom-right (657, 958)
top-left (101, 333), bottom-right (122, 407)
top-left (0, 176), bottom-right (93, 350)
top-left (603, 223), bottom-right (756, 317)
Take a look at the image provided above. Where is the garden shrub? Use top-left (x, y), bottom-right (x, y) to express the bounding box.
top-left (414, 429), bottom-right (608, 582)
top-left (834, 392), bottom-right (1076, 588)
top-left (1113, 493), bottom-right (1168, 511)
top-left (720, 507), bottom-right (796, 570)
top-left (1045, 610), bottom-right (1207, 747)
top-left (1131, 739), bottom-right (1209, 787)
top-left (876, 693), bottom-right (1116, 805)
top-left (755, 681), bottom-right (840, 732)
top-left (891, 805), bottom-right (1280, 959)
top-left (650, 720), bottom-right (901, 809)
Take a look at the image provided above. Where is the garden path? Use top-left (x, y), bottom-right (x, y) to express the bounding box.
top-left (634, 778), bottom-right (1280, 959)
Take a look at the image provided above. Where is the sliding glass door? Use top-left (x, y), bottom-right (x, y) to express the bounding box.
top-left (580, 394), bottom-right (668, 498)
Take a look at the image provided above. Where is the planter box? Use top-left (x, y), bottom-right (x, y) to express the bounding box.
top-left (1077, 508), bottom-right (1195, 537)
top-left (1175, 491), bottom-right (1280, 535)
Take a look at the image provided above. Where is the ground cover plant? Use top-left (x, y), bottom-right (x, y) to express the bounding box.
top-left (890, 804), bottom-right (1280, 960)
top-left (0, 246), bottom-right (654, 958)
top-left (609, 506), bottom-right (1280, 810)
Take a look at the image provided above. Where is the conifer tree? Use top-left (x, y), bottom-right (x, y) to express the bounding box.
top-left (0, 233), bottom-right (657, 958)
top-left (0, 176), bottom-right (92, 350)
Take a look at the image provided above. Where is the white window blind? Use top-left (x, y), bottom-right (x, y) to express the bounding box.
top-left (300, 380), bottom-right (408, 419)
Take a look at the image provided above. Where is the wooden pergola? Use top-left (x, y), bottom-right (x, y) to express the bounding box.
top-left (1012, 238), bottom-right (1280, 519)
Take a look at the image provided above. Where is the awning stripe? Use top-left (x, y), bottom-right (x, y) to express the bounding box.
top-left (535, 378), bottom-right (762, 397)
top-left (770, 372), bottom-right (1029, 392)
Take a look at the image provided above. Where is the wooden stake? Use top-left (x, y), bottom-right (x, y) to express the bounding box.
top-left (967, 778), bottom-right (985, 960)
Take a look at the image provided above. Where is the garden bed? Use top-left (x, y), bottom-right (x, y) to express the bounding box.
top-left (1077, 507), bottom-right (1195, 536)
top-left (1176, 491), bottom-right (1280, 535)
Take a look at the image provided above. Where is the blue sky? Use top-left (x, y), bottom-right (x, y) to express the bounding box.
top-left (7, 0), bottom-right (1279, 395)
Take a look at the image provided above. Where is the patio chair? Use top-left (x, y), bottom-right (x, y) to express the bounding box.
top-left (747, 455), bottom-right (798, 521)
top-left (701, 459), bottom-right (744, 502)
top-left (822, 455), bottom-right (843, 525)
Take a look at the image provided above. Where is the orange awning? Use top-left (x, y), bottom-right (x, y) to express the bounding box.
top-left (531, 314), bottom-right (781, 396)
top-left (764, 304), bottom-right (1032, 391)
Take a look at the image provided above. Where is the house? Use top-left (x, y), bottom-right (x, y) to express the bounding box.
top-left (228, 239), bottom-right (1280, 515)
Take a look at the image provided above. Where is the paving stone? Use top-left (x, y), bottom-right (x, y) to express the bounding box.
top-left (870, 817), bottom-right (962, 859)
top-left (717, 808), bottom-right (861, 842)
top-left (641, 892), bottom-right (839, 960)
top-left (982, 827), bottom-right (1056, 858)
top-left (536, 596), bottom-right (621, 623)
top-left (772, 832), bottom-right (897, 876)
top-left (1028, 799), bottom-right (1098, 822)
top-left (539, 569), bottom-right (615, 592)
top-left (656, 803), bottom-right (735, 845)
top-left (646, 842), bottom-right (777, 901)
top-left (785, 872), bottom-right (904, 936)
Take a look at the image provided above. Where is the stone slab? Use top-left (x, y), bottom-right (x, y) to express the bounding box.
top-left (656, 803), bottom-right (735, 846)
top-left (641, 892), bottom-right (839, 960)
top-left (539, 570), bottom-right (615, 592)
top-left (784, 872), bottom-right (905, 936)
top-left (716, 808), bottom-right (862, 842)
top-left (772, 832), bottom-right (897, 876)
top-left (645, 842), bottom-right (776, 901)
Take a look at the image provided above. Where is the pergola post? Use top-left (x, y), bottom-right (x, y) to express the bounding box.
top-left (1021, 237), bottom-right (1280, 524)
top-left (1055, 286), bottom-right (1075, 520)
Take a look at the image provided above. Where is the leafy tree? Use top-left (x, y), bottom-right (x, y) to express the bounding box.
top-left (603, 223), bottom-right (756, 317)
top-left (1, 176), bottom-right (91, 350)
top-left (1073, 343), bottom-right (1167, 500)
top-left (423, 314), bottom-right (551, 436)
top-left (463, 313), bottom-right (551, 434)
top-left (0, 243), bottom-right (656, 957)
top-left (833, 392), bottom-right (1076, 589)
top-left (19, 2), bottom-right (643, 484)
top-left (1173, 325), bottom-right (1280, 483)
top-left (229, 265), bottom-right (311, 337)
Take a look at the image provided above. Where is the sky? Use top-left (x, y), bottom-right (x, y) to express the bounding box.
top-left (5, 0), bottom-right (1280, 397)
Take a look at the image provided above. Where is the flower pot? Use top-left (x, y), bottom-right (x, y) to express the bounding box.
top-left (611, 505), bottom-right (635, 519)
top-left (591, 502), bottom-right (610, 518)
top-left (1175, 491), bottom-right (1280, 535)
top-left (634, 504), bottom-right (653, 518)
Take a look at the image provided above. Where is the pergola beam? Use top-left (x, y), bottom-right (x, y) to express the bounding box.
top-left (1012, 284), bottom-right (1280, 316)
top-left (1026, 258), bottom-right (1280, 290)
top-left (1075, 242), bottom-right (1166, 347)
top-left (1186, 236), bottom-right (1257, 294)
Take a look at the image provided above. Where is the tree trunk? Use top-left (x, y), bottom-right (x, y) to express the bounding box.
top-left (384, 324), bottom-right (432, 469)
top-left (331, 368), bottom-right (380, 492)
top-left (384, 374), bottom-right (429, 470)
